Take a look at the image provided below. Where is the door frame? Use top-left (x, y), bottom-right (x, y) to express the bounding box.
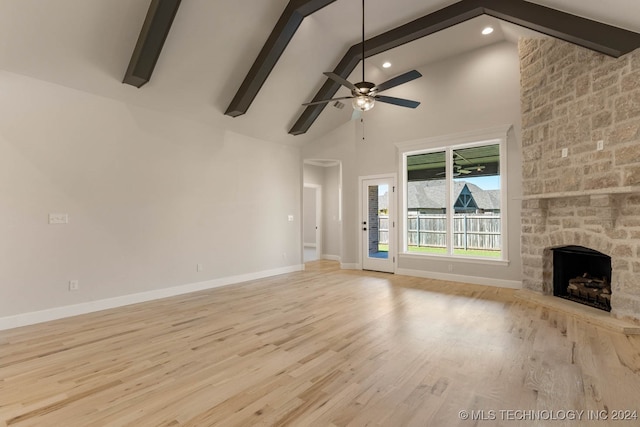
top-left (358, 173), bottom-right (397, 273)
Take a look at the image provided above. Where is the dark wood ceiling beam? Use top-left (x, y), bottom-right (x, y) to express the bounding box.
top-left (224, 0), bottom-right (337, 118)
top-left (289, 0), bottom-right (640, 135)
top-left (123, 0), bottom-right (182, 88)
top-left (481, 0), bottom-right (640, 57)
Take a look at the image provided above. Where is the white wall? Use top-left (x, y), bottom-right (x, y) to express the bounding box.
top-left (303, 164), bottom-right (324, 186)
top-left (0, 71), bottom-right (302, 320)
top-left (302, 41), bottom-right (523, 282)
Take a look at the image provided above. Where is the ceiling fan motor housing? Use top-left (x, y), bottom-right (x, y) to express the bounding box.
top-left (352, 81), bottom-right (376, 96)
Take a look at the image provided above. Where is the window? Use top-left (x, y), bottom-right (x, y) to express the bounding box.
top-left (398, 128), bottom-right (508, 261)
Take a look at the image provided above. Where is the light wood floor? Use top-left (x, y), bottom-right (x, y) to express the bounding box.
top-left (2, 260), bottom-right (640, 426)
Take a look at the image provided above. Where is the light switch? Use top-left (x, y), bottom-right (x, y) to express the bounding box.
top-left (288, 215), bottom-right (294, 222)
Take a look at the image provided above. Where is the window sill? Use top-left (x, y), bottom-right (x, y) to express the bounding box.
top-left (399, 252), bottom-right (510, 266)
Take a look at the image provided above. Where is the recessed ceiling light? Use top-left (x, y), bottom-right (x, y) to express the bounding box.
top-left (482, 26), bottom-right (494, 35)
top-left (382, 61), bottom-right (392, 68)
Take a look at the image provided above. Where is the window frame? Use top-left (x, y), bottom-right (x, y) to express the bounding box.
top-left (396, 126), bottom-right (511, 264)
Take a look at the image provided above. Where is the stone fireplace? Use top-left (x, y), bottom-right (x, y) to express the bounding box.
top-left (519, 38), bottom-right (640, 322)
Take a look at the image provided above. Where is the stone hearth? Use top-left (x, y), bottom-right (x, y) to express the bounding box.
top-left (519, 38), bottom-right (640, 322)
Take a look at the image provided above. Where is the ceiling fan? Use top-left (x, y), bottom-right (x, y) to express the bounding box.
top-left (302, 0), bottom-right (422, 112)
top-left (437, 152), bottom-right (486, 176)
top-left (437, 164), bottom-right (472, 177)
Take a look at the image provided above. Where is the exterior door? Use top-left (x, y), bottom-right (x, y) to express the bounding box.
top-left (361, 176), bottom-right (395, 273)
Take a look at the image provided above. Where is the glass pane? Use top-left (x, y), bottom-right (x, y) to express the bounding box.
top-left (406, 151), bottom-right (447, 254)
top-left (452, 145), bottom-right (501, 258)
top-left (368, 184), bottom-right (389, 259)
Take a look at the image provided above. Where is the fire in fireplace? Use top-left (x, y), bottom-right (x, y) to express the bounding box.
top-left (552, 246), bottom-right (612, 312)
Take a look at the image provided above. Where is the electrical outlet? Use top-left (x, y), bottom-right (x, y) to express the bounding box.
top-left (197, 263), bottom-right (203, 272)
top-left (69, 280), bottom-right (79, 291)
top-left (561, 148), bottom-right (568, 158)
top-left (288, 215), bottom-right (294, 222)
top-left (49, 213), bottom-right (68, 224)
top-left (597, 140), bottom-right (604, 151)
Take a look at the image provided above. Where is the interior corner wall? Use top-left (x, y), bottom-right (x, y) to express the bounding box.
top-left (303, 41), bottom-right (523, 283)
top-left (303, 163), bottom-right (324, 186)
top-left (0, 71), bottom-right (302, 320)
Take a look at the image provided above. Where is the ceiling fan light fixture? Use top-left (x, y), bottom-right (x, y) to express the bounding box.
top-left (353, 95), bottom-right (375, 111)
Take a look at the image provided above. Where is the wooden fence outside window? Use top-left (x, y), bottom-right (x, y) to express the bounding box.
top-left (378, 214), bottom-right (501, 250)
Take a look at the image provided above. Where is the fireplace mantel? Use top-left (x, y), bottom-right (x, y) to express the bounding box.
top-left (522, 186), bottom-right (640, 201)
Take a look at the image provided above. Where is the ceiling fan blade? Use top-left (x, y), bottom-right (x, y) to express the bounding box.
top-left (437, 170), bottom-right (463, 176)
top-left (302, 96), bottom-right (354, 107)
top-left (323, 72), bottom-right (359, 92)
top-left (376, 95), bottom-right (420, 109)
top-left (458, 169), bottom-right (472, 174)
top-left (373, 70), bottom-right (422, 93)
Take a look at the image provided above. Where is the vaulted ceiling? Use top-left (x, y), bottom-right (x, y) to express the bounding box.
top-left (2, 0), bottom-right (640, 146)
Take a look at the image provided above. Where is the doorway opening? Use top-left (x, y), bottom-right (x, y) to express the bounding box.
top-left (303, 160), bottom-right (342, 264)
top-left (303, 184), bottom-right (321, 262)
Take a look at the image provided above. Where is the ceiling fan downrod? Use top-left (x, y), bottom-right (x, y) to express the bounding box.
top-left (362, 0), bottom-right (365, 84)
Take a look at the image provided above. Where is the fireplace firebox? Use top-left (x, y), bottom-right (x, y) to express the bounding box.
top-left (552, 246), bottom-right (612, 312)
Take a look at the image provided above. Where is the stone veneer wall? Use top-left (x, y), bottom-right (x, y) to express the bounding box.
top-left (519, 38), bottom-right (640, 321)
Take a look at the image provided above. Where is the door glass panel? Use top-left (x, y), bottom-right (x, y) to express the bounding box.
top-left (367, 184), bottom-right (389, 259)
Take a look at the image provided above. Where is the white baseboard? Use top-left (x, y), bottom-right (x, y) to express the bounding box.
top-left (317, 255), bottom-right (357, 270)
top-left (340, 263), bottom-right (360, 270)
top-left (0, 264), bottom-right (304, 331)
top-left (396, 268), bottom-right (522, 289)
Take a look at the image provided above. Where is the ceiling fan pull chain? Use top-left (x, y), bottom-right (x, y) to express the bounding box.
top-left (361, 117), bottom-right (365, 142)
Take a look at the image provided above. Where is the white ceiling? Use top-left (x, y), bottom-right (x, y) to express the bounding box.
top-left (0, 0), bottom-right (639, 146)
